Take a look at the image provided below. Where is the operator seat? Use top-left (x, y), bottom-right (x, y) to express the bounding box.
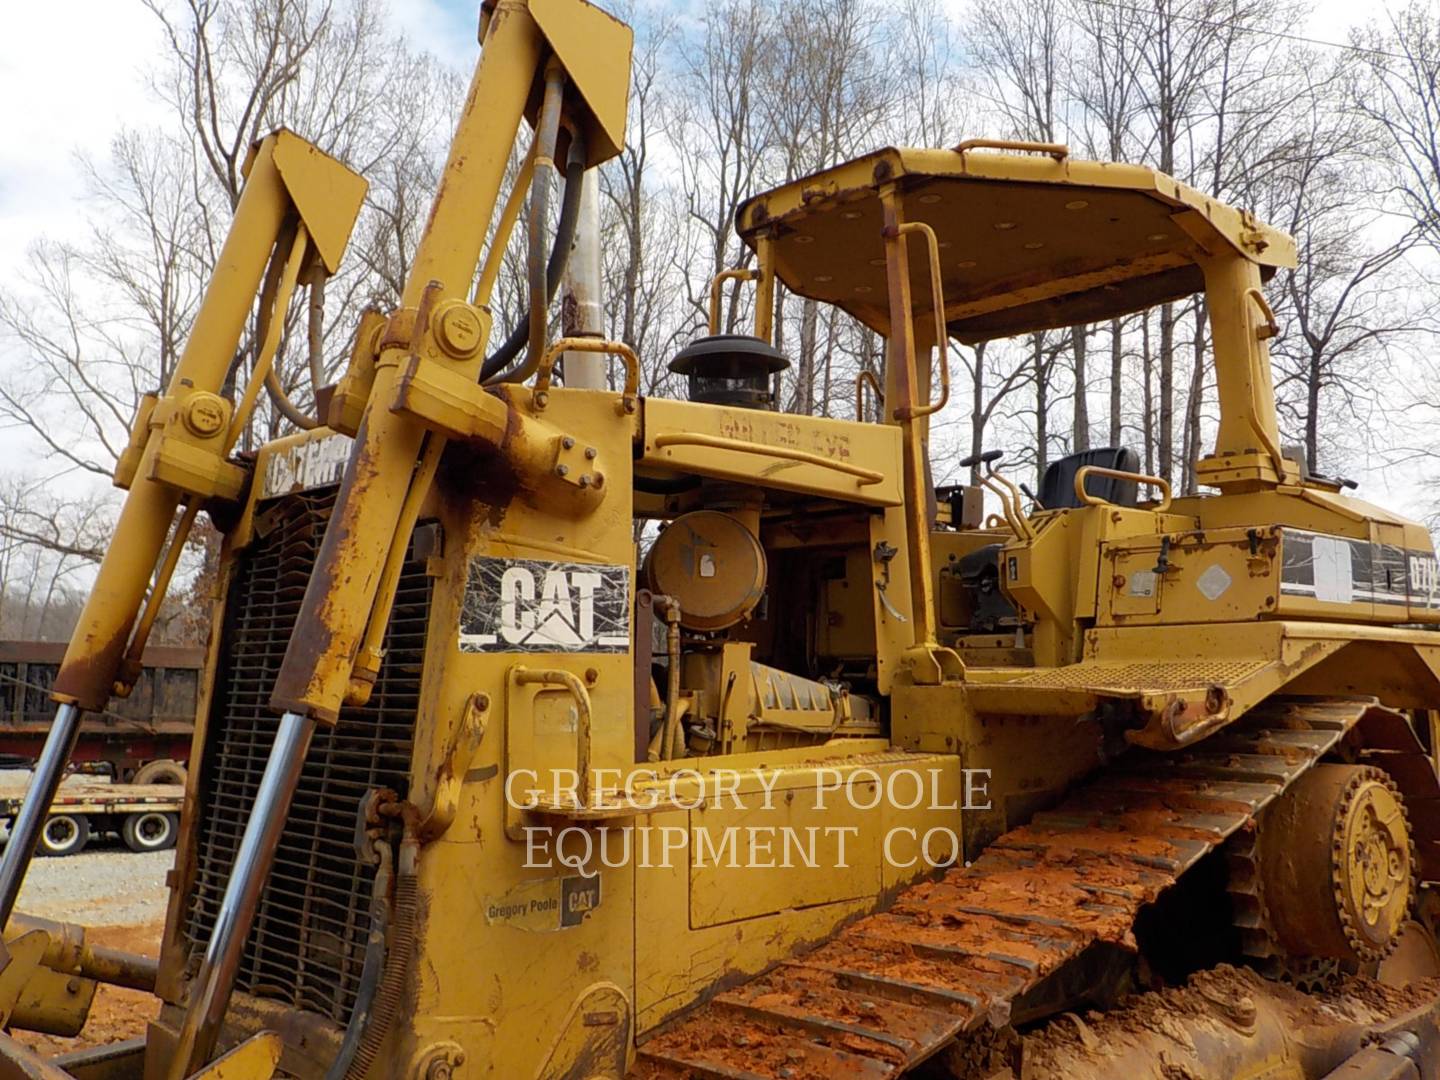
top-left (1037, 447), bottom-right (1141, 510)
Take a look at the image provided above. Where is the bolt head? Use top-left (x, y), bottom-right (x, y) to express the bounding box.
top-left (584, 447), bottom-right (598, 459)
top-left (183, 393), bottom-right (227, 437)
top-left (562, 436), bottom-right (576, 449)
top-left (436, 305), bottom-right (483, 357)
top-left (556, 464), bottom-right (569, 477)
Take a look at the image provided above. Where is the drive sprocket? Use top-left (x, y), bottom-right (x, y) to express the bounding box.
top-left (1253, 763), bottom-right (1415, 965)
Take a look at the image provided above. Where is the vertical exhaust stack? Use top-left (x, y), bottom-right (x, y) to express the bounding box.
top-left (562, 169), bottom-right (607, 389)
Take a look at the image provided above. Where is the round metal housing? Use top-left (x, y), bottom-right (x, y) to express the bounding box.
top-left (667, 334), bottom-right (789, 409)
top-left (644, 510), bottom-right (767, 631)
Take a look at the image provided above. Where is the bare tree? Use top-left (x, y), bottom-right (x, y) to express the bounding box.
top-left (0, 0), bottom-right (458, 618)
top-left (1252, 57), bottom-right (1423, 473)
top-left (1355, 3), bottom-right (1440, 255)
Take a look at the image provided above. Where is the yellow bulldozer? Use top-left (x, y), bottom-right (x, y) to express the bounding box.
top-left (1, 1), bottom-right (1439, 1077)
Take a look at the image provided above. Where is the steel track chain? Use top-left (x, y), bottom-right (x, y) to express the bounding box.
top-left (630, 697), bottom-right (1387, 1080)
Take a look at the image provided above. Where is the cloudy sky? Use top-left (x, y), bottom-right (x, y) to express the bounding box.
top-left (0, 0), bottom-right (479, 277)
top-left (0, 0), bottom-right (1375, 276)
top-left (0, 0), bottom-right (1418, 512)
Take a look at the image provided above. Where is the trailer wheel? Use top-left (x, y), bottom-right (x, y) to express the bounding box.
top-left (133, 760), bottom-right (187, 787)
top-left (38, 814), bottom-right (90, 857)
top-left (122, 812), bottom-right (178, 853)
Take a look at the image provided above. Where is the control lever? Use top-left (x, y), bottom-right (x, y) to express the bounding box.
top-left (959, 449), bottom-right (1005, 469)
top-left (960, 451), bottom-right (1035, 541)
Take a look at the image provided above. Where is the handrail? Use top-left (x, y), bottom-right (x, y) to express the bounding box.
top-left (1245, 287), bottom-right (1280, 341)
top-left (1073, 465), bottom-right (1173, 512)
top-left (855, 369), bottom-right (884, 420)
top-left (894, 221), bottom-right (950, 420)
top-left (954, 137), bottom-right (1070, 160)
top-left (982, 470), bottom-right (1035, 541)
top-left (653, 432), bottom-right (885, 486)
top-left (532, 336), bottom-right (640, 397)
top-left (708, 267), bottom-right (756, 335)
top-left (1242, 287), bottom-right (1289, 478)
top-left (514, 667), bottom-right (594, 805)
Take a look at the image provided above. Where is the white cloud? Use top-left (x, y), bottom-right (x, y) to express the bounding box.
top-left (390, 0), bottom-right (481, 71)
top-left (0, 2), bottom-right (167, 275)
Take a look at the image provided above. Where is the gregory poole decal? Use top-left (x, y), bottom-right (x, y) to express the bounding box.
top-left (459, 557), bottom-right (630, 652)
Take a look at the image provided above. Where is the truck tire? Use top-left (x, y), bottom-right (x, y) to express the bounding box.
top-left (122, 811), bottom-right (178, 853)
top-left (133, 759), bottom-right (187, 787)
top-left (38, 814), bottom-right (90, 857)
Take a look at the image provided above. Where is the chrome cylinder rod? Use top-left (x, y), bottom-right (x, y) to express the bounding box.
top-left (0, 703), bottom-right (83, 925)
top-left (561, 169), bottom-right (606, 389)
top-left (167, 711), bottom-right (315, 1079)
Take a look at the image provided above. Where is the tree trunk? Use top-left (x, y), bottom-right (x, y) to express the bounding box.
top-left (970, 341), bottom-right (988, 486)
top-left (1073, 323), bottom-right (1090, 452)
top-left (1109, 318), bottom-right (1123, 448)
top-left (1184, 300), bottom-right (1207, 493)
top-left (1033, 334), bottom-right (1049, 490)
top-left (794, 297), bottom-right (819, 414)
top-left (1158, 301), bottom-right (1175, 485)
top-left (1142, 311), bottom-right (1155, 477)
top-left (820, 314), bottom-right (838, 418)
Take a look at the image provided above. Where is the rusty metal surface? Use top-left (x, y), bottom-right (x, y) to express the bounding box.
top-left (631, 698), bottom-right (1382, 1080)
top-left (183, 484), bottom-right (431, 1024)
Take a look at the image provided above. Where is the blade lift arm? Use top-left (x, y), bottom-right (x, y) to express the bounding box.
top-left (166, 2), bottom-right (634, 1076)
top-left (0, 132), bottom-right (368, 940)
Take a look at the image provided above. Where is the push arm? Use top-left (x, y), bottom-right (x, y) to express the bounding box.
top-left (0, 133), bottom-right (366, 931)
top-left (166, 2), bottom-right (633, 1075)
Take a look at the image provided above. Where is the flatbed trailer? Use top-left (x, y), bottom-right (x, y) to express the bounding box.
top-left (0, 783), bottom-right (183, 857)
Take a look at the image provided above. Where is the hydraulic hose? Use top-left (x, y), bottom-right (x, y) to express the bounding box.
top-left (342, 824), bottom-right (419, 1080)
top-left (325, 836), bottom-right (391, 1080)
top-left (480, 130), bottom-right (587, 384)
top-left (254, 223), bottom-right (319, 430)
top-left (264, 364), bottom-right (319, 430)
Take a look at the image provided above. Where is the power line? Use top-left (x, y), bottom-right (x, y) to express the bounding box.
top-left (1074, 0), bottom-right (1416, 64)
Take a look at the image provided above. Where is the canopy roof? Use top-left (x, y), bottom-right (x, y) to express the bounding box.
top-left (736, 144), bottom-right (1296, 343)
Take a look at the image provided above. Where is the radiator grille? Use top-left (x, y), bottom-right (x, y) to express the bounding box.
top-left (184, 486), bottom-right (432, 1022)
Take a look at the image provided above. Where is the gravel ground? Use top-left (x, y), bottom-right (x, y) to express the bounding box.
top-left (0, 770), bottom-right (175, 927)
top-left (9, 845), bottom-right (174, 926)
top-left (0, 771), bottom-right (175, 1058)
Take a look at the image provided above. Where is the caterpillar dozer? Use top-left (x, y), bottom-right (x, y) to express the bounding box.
top-left (2, 1), bottom-right (1440, 1078)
